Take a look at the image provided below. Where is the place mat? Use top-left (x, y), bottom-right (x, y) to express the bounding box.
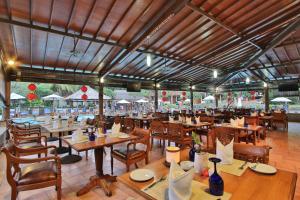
top-left (208, 154), bottom-right (248, 177)
top-left (64, 136), bottom-right (89, 145)
top-left (142, 178), bottom-right (231, 200)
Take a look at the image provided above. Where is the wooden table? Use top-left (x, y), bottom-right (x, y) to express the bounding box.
top-left (163, 121), bottom-right (212, 129)
top-left (259, 115), bottom-right (273, 129)
top-left (118, 149), bottom-right (297, 200)
top-left (127, 116), bottom-right (160, 128)
top-left (217, 123), bottom-right (264, 145)
top-left (62, 134), bottom-right (138, 196)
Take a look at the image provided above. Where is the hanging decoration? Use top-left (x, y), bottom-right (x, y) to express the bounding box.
top-left (27, 83), bottom-right (37, 102)
top-left (250, 91), bottom-right (256, 101)
top-left (81, 85), bottom-right (88, 101)
top-left (81, 85), bottom-right (88, 93)
top-left (162, 90), bottom-right (167, 102)
top-left (182, 91), bottom-right (186, 101)
top-left (28, 83), bottom-right (37, 91)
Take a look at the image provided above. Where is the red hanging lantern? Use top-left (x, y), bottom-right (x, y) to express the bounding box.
top-left (27, 93), bottom-right (37, 101)
top-left (162, 97), bottom-right (168, 102)
top-left (81, 94), bottom-right (88, 101)
top-left (81, 85), bottom-right (88, 93)
top-left (162, 90), bottom-right (167, 96)
top-left (28, 83), bottom-right (37, 91)
top-left (250, 91), bottom-right (255, 95)
top-left (182, 91), bottom-right (186, 96)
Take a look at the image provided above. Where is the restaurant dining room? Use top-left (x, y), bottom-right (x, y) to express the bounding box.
top-left (1, 0), bottom-right (300, 199)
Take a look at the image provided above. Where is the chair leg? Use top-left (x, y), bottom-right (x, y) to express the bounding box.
top-left (126, 164), bottom-right (130, 172)
top-left (151, 137), bottom-right (154, 150)
top-left (57, 185), bottom-right (61, 200)
top-left (11, 188), bottom-right (17, 200)
top-left (110, 147), bottom-right (113, 175)
top-left (135, 163), bottom-right (138, 169)
top-left (85, 150), bottom-right (88, 160)
top-left (146, 155), bottom-right (149, 164)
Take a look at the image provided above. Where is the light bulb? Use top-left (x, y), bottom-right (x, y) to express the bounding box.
top-left (263, 82), bottom-right (267, 87)
top-left (7, 60), bottom-right (15, 66)
top-left (213, 70), bottom-right (217, 78)
top-left (192, 85), bottom-right (195, 90)
top-left (156, 83), bottom-right (160, 88)
top-left (100, 77), bottom-right (104, 83)
top-left (146, 54), bottom-right (151, 67)
top-left (246, 77), bottom-right (250, 84)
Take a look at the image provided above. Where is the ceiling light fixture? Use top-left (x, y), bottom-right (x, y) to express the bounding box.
top-left (213, 70), bottom-right (218, 78)
top-left (263, 82), bottom-right (268, 88)
top-left (246, 77), bottom-right (250, 84)
top-left (146, 53), bottom-right (151, 67)
top-left (156, 83), bottom-right (160, 88)
top-left (100, 77), bottom-right (104, 83)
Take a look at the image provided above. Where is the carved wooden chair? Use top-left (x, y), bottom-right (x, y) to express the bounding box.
top-left (149, 120), bottom-right (167, 154)
top-left (111, 128), bottom-right (151, 172)
top-left (197, 116), bottom-right (214, 150)
top-left (166, 123), bottom-right (192, 149)
top-left (272, 112), bottom-right (288, 131)
top-left (122, 118), bottom-right (135, 134)
top-left (1, 142), bottom-right (62, 200)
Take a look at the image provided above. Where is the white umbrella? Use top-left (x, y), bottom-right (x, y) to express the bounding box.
top-left (10, 93), bottom-right (25, 100)
top-left (271, 97), bottom-right (292, 102)
top-left (136, 99), bottom-right (149, 103)
top-left (65, 86), bottom-right (111, 100)
top-left (117, 99), bottom-right (130, 104)
top-left (42, 94), bottom-right (64, 100)
top-left (203, 95), bottom-right (215, 101)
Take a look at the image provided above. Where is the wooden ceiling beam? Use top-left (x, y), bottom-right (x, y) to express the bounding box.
top-left (215, 16), bottom-right (300, 87)
top-left (98, 0), bottom-right (188, 77)
top-left (186, 2), bottom-right (261, 50)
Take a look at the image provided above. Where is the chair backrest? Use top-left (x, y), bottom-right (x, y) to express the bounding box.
top-left (150, 120), bottom-right (165, 134)
top-left (114, 116), bottom-right (121, 124)
top-left (211, 127), bottom-right (235, 150)
top-left (132, 128), bottom-right (151, 152)
top-left (167, 123), bottom-right (183, 138)
top-left (245, 116), bottom-right (258, 125)
top-left (233, 143), bottom-right (270, 163)
top-left (123, 118), bottom-right (135, 132)
top-left (200, 116), bottom-right (214, 124)
top-left (272, 112), bottom-right (287, 121)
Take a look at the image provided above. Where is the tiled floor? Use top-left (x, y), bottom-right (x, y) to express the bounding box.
top-left (0, 123), bottom-right (300, 200)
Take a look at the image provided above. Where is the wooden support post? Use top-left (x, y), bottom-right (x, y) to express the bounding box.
top-left (98, 81), bottom-right (104, 117)
top-left (4, 80), bottom-right (11, 120)
top-left (215, 93), bottom-right (219, 108)
top-left (154, 82), bottom-right (158, 112)
top-left (264, 86), bottom-right (269, 112)
top-left (190, 85), bottom-right (194, 113)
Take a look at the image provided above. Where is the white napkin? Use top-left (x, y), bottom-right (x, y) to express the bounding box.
top-left (216, 138), bottom-right (234, 165)
top-left (230, 118), bottom-right (238, 126)
top-left (186, 117), bottom-right (192, 125)
top-left (237, 117), bottom-right (244, 126)
top-left (67, 117), bottom-right (74, 127)
top-left (195, 116), bottom-right (200, 124)
top-left (72, 128), bottom-right (85, 141)
top-left (169, 116), bottom-right (174, 122)
top-left (250, 112), bottom-right (257, 116)
top-left (80, 119), bottom-right (87, 126)
top-left (169, 160), bottom-right (195, 200)
top-left (178, 115), bottom-right (182, 122)
top-left (111, 123), bottom-right (121, 134)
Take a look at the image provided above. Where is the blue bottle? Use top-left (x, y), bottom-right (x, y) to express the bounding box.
top-left (189, 145), bottom-right (196, 161)
top-left (89, 132), bottom-right (96, 141)
top-left (209, 157), bottom-right (224, 196)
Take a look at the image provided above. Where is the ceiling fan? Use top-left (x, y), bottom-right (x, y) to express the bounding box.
top-left (67, 33), bottom-right (82, 57)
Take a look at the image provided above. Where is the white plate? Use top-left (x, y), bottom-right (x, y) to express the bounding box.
top-left (248, 163), bottom-right (277, 175)
top-left (180, 161), bottom-right (194, 171)
top-left (119, 134), bottom-right (130, 139)
top-left (130, 169), bottom-right (154, 182)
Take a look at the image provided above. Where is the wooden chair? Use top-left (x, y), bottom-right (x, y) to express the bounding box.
top-left (9, 125), bottom-right (48, 157)
top-left (122, 118), bottom-right (135, 134)
top-left (272, 112), bottom-right (288, 131)
top-left (198, 116), bottom-right (214, 150)
top-left (1, 142), bottom-right (62, 200)
top-left (111, 128), bottom-right (151, 173)
top-left (149, 120), bottom-right (166, 154)
top-left (166, 123), bottom-right (192, 149)
top-left (210, 127), bottom-right (270, 163)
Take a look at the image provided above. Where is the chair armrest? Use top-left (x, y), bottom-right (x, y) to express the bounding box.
top-left (16, 135), bottom-right (47, 144)
top-left (14, 132), bottom-right (41, 137)
top-left (15, 145), bottom-right (56, 155)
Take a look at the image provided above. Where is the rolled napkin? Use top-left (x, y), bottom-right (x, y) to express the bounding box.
top-left (216, 138), bottom-right (233, 165)
top-left (169, 116), bottom-right (174, 122)
top-left (250, 112), bottom-right (257, 116)
top-left (178, 115), bottom-right (182, 122)
top-left (169, 160), bottom-right (195, 200)
top-left (237, 117), bottom-right (244, 126)
top-left (111, 123), bottom-right (121, 134)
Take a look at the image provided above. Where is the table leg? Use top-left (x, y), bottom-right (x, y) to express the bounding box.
top-left (61, 146), bottom-right (82, 164)
top-left (50, 132), bottom-right (69, 154)
top-left (47, 132), bottom-right (59, 142)
top-left (77, 147), bottom-right (116, 196)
